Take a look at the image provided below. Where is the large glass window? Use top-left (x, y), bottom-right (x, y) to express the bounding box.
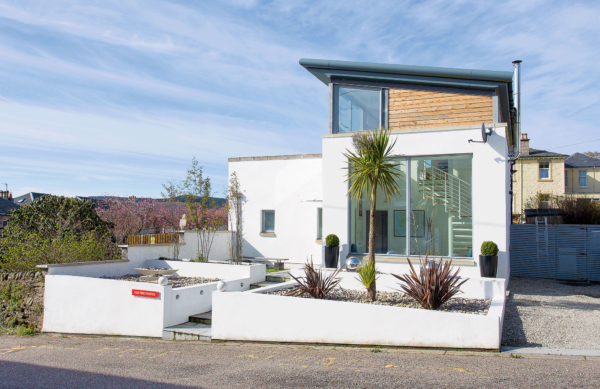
top-left (579, 170), bottom-right (588, 187)
top-left (350, 155), bottom-right (473, 258)
top-left (350, 159), bottom-right (408, 255)
top-left (539, 162), bottom-right (550, 180)
top-left (410, 156), bottom-right (472, 257)
top-left (337, 86), bottom-right (381, 133)
top-left (261, 210), bottom-right (275, 233)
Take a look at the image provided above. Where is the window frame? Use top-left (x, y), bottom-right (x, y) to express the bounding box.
top-left (538, 161), bottom-right (551, 181)
top-left (565, 169), bottom-right (568, 187)
top-left (579, 170), bottom-right (588, 188)
top-left (348, 153), bottom-right (474, 259)
top-left (332, 83), bottom-right (387, 134)
top-left (316, 207), bottom-right (323, 241)
top-left (261, 210), bottom-right (275, 233)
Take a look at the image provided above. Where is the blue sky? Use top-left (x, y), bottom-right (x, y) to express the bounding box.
top-left (1, 0), bottom-right (599, 198)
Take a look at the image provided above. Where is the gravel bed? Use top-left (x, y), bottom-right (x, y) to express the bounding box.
top-left (266, 288), bottom-right (491, 315)
top-left (502, 277), bottom-right (600, 349)
top-left (101, 274), bottom-right (220, 289)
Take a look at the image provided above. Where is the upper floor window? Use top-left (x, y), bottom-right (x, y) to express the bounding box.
top-left (539, 162), bottom-right (550, 180)
top-left (579, 170), bottom-right (588, 187)
top-left (335, 86), bottom-right (385, 133)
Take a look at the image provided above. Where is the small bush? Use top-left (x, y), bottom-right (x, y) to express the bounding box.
top-left (15, 325), bottom-right (37, 337)
top-left (325, 234), bottom-right (339, 247)
top-left (287, 258), bottom-right (341, 299)
top-left (392, 256), bottom-right (468, 310)
top-left (481, 241), bottom-right (499, 256)
top-left (356, 260), bottom-right (379, 290)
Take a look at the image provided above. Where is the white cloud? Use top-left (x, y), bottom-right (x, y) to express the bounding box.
top-left (1, 0), bottom-right (599, 196)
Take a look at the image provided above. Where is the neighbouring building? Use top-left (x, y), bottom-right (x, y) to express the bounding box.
top-left (565, 153), bottom-right (600, 201)
top-left (0, 195), bottom-right (19, 236)
top-left (511, 136), bottom-right (600, 220)
top-left (13, 192), bottom-right (49, 206)
top-left (229, 58), bottom-right (521, 279)
top-left (512, 133), bottom-right (568, 218)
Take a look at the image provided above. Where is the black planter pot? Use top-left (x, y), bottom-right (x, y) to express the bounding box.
top-left (324, 246), bottom-right (339, 268)
top-left (479, 255), bottom-right (498, 278)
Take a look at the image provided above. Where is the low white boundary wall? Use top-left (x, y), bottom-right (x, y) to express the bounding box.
top-left (42, 261), bottom-right (266, 337)
top-left (212, 272), bottom-right (506, 349)
top-left (125, 230), bottom-right (232, 262)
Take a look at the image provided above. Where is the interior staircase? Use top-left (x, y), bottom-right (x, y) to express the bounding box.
top-left (418, 161), bottom-right (472, 256)
top-left (162, 272), bottom-right (291, 341)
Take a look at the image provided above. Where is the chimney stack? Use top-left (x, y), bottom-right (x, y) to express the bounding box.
top-left (0, 191), bottom-right (9, 199)
top-left (520, 133), bottom-right (530, 156)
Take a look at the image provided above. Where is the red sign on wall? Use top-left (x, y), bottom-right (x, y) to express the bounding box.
top-left (132, 289), bottom-right (160, 299)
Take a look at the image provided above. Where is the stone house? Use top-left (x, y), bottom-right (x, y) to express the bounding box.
top-left (565, 153), bottom-right (600, 201)
top-left (511, 134), bottom-right (568, 217)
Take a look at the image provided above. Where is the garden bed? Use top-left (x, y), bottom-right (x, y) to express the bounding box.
top-left (265, 288), bottom-right (491, 315)
top-left (101, 275), bottom-right (221, 288)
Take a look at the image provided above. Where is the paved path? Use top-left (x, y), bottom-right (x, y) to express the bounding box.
top-left (1, 334), bottom-right (599, 388)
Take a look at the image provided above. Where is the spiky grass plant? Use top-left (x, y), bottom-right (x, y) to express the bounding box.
top-left (286, 258), bottom-right (341, 299)
top-left (356, 260), bottom-right (379, 291)
top-left (392, 256), bottom-right (468, 310)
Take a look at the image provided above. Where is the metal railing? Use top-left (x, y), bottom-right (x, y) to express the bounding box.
top-left (418, 161), bottom-right (472, 218)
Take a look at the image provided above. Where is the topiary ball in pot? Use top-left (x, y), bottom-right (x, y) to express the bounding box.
top-left (325, 234), bottom-right (339, 247)
top-left (324, 234), bottom-right (340, 268)
top-left (479, 241), bottom-right (499, 278)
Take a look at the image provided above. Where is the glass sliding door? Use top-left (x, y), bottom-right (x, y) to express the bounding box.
top-left (350, 158), bottom-right (407, 254)
top-left (409, 155), bottom-right (472, 257)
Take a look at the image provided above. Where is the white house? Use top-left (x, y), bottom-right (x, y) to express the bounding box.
top-left (229, 59), bottom-right (521, 279)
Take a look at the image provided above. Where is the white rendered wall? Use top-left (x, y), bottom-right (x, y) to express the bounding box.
top-left (126, 230), bottom-right (232, 262)
top-left (212, 276), bottom-right (506, 349)
top-left (42, 261), bottom-right (263, 337)
top-left (229, 157), bottom-right (323, 265)
top-left (322, 125), bottom-right (511, 278)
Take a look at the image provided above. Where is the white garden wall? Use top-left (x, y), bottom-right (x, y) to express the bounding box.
top-left (125, 230), bottom-right (232, 262)
top-left (212, 274), bottom-right (506, 349)
top-left (41, 261), bottom-right (265, 337)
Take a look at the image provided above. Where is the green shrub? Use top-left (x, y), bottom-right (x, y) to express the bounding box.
top-left (1, 232), bottom-right (118, 273)
top-left (481, 241), bottom-right (499, 256)
top-left (325, 234), bottom-right (339, 247)
top-left (356, 260), bottom-right (379, 290)
top-left (15, 325), bottom-right (37, 337)
top-left (0, 196), bottom-right (118, 273)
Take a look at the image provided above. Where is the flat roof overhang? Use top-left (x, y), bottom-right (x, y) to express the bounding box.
top-left (300, 58), bottom-right (516, 148)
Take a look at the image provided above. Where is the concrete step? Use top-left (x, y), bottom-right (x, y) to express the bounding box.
top-left (250, 281), bottom-right (283, 290)
top-left (189, 311), bottom-right (212, 325)
top-left (163, 322), bottom-right (211, 341)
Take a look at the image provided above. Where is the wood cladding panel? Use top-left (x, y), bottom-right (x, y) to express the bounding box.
top-left (388, 88), bottom-right (493, 130)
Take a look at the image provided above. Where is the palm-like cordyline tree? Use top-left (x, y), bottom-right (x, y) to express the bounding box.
top-left (344, 128), bottom-right (403, 301)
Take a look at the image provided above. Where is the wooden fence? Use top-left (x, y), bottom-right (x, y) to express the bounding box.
top-left (124, 232), bottom-right (181, 245)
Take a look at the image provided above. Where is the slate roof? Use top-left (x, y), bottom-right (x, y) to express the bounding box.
top-left (0, 197), bottom-right (19, 215)
top-left (565, 153), bottom-right (600, 168)
top-left (13, 192), bottom-right (49, 206)
top-left (520, 148), bottom-right (569, 159)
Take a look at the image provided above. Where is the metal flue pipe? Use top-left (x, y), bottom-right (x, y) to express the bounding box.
top-left (512, 60), bottom-right (522, 157)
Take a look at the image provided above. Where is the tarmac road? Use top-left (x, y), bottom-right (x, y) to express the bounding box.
top-left (1, 334), bottom-right (598, 388)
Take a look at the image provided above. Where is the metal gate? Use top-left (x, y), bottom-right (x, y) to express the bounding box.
top-left (510, 223), bottom-right (600, 281)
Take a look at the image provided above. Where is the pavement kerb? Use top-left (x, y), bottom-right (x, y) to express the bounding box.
top-left (38, 333), bottom-right (600, 361)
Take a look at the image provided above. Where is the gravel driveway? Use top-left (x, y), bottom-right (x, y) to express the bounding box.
top-left (502, 277), bottom-right (600, 349)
